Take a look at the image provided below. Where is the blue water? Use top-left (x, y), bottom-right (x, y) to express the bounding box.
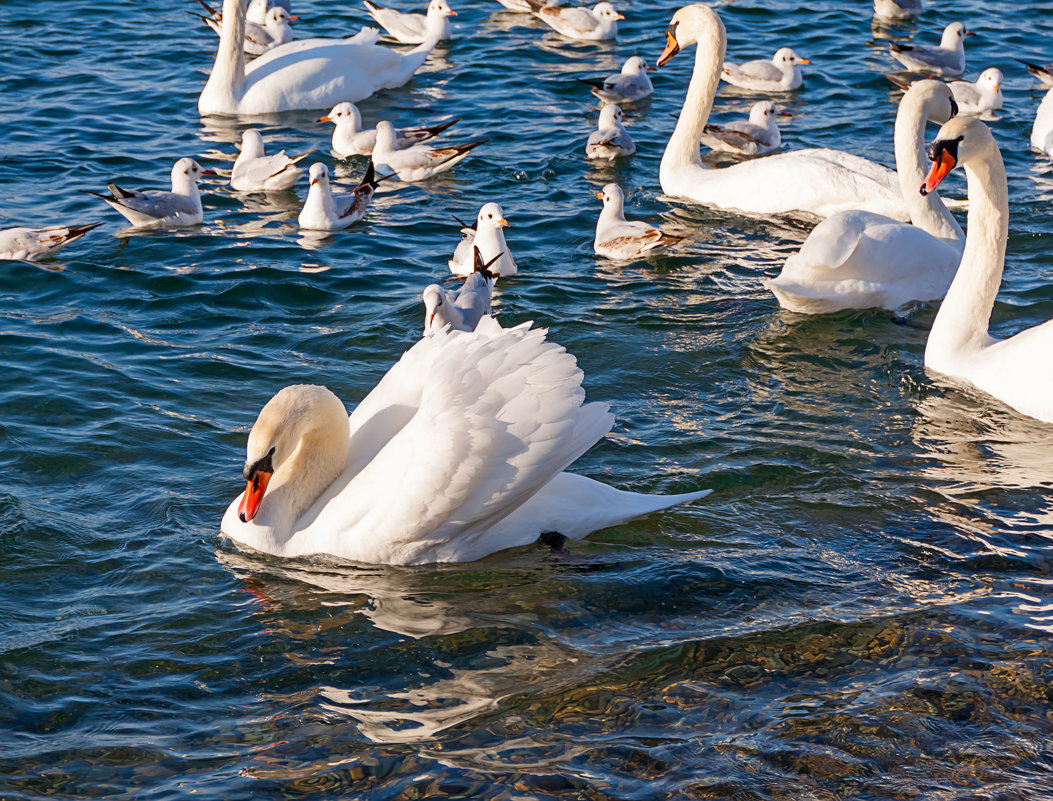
top-left (3, 0), bottom-right (1053, 797)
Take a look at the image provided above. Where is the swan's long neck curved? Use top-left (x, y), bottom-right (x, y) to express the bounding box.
top-left (894, 94), bottom-right (963, 244)
top-left (203, 0), bottom-right (246, 109)
top-left (661, 11), bottom-right (725, 179)
top-left (926, 139), bottom-right (1008, 368)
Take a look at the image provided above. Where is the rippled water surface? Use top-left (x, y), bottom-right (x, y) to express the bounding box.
top-left (3, 0), bottom-right (1053, 797)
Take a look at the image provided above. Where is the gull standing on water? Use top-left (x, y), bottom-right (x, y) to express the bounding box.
top-left (594, 184), bottom-right (682, 260)
top-left (89, 158), bottom-right (215, 227)
top-left (700, 101), bottom-right (787, 156)
top-left (370, 121), bottom-right (486, 182)
top-left (363, 0), bottom-right (456, 45)
top-left (449, 203), bottom-right (517, 278)
top-left (298, 162), bottom-right (382, 231)
top-left (526, 1), bottom-right (622, 41)
top-left (319, 102), bottom-right (458, 158)
top-left (721, 47), bottom-right (810, 92)
top-left (586, 104), bottom-right (634, 161)
top-left (230, 130), bottom-right (308, 192)
top-left (581, 56), bottom-right (654, 103)
top-left (424, 248), bottom-right (500, 335)
top-left (888, 21), bottom-right (973, 77)
top-left (0, 223), bottom-right (103, 262)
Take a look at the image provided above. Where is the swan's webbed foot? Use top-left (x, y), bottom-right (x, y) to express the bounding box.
top-left (537, 530), bottom-right (567, 554)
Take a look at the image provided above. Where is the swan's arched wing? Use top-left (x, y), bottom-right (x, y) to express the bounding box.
top-left (297, 319), bottom-right (614, 563)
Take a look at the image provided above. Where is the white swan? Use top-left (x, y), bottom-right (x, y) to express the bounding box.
top-left (220, 318), bottom-right (710, 564)
top-left (921, 116), bottom-right (1053, 424)
top-left (657, 4), bottom-right (911, 220)
top-left (767, 80), bottom-right (965, 314)
top-left (198, 0), bottom-right (443, 116)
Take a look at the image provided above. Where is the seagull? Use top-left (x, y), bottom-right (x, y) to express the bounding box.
top-left (0, 223), bottom-right (103, 262)
top-left (721, 47), bottom-right (810, 92)
top-left (363, 0), bottom-right (455, 44)
top-left (494, 0), bottom-right (559, 11)
top-left (449, 202), bottom-right (517, 278)
top-left (580, 56), bottom-right (654, 103)
top-left (890, 68), bottom-right (1001, 116)
top-left (298, 162), bottom-right (383, 231)
top-left (525, 0), bottom-right (622, 41)
top-left (230, 130), bottom-right (309, 192)
top-left (586, 103), bottom-right (634, 161)
top-left (246, 0), bottom-right (292, 25)
top-left (1016, 59), bottom-right (1053, 88)
top-left (424, 247), bottom-right (501, 335)
top-left (319, 102), bottom-right (458, 158)
top-left (371, 121), bottom-right (486, 182)
top-left (700, 101), bottom-right (788, 156)
top-left (889, 21), bottom-right (972, 77)
top-left (873, 0), bottom-right (923, 20)
top-left (193, 0), bottom-right (297, 56)
top-left (88, 158), bottom-right (215, 227)
top-left (594, 183), bottom-right (682, 260)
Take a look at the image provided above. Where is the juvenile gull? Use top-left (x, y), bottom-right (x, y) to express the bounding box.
top-left (594, 183), bottom-right (681, 260)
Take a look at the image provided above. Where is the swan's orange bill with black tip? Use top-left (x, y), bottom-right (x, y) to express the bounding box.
top-left (920, 137), bottom-right (960, 195)
top-left (657, 23), bottom-right (680, 68)
top-left (238, 470), bottom-right (271, 522)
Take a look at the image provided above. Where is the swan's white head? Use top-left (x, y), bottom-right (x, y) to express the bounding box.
top-left (593, 2), bottom-right (624, 22)
top-left (238, 384), bottom-right (348, 523)
top-left (428, 0), bottom-right (457, 17)
top-left (656, 4), bottom-right (724, 68)
top-left (905, 79), bottom-right (958, 124)
top-left (977, 67), bottom-right (1002, 93)
top-left (623, 56), bottom-right (650, 75)
top-left (422, 284), bottom-right (447, 334)
top-left (375, 120), bottom-right (398, 150)
top-left (319, 101), bottom-right (362, 131)
top-left (476, 202), bottom-right (508, 229)
top-left (308, 162), bottom-right (330, 187)
top-left (773, 47), bottom-right (810, 68)
top-left (595, 182), bottom-right (625, 214)
top-left (239, 129), bottom-right (266, 158)
top-left (172, 158), bottom-right (214, 187)
top-left (920, 116), bottom-right (992, 195)
top-left (598, 103), bottom-right (623, 127)
top-left (940, 21), bottom-right (972, 49)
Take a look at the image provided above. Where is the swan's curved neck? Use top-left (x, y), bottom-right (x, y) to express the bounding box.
top-left (661, 15), bottom-right (725, 177)
top-left (894, 95), bottom-right (963, 243)
top-left (927, 140), bottom-right (1008, 365)
top-left (203, 0), bottom-right (246, 109)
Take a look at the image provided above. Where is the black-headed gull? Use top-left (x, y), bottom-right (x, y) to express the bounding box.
top-left (586, 104), bottom-right (634, 161)
top-left (594, 184), bottom-right (681, 260)
top-left (363, 0), bottom-right (455, 44)
top-left (449, 202), bottom-right (516, 278)
top-left (0, 223), bottom-right (103, 262)
top-left (721, 47), bottom-right (810, 92)
top-left (194, 0), bottom-right (296, 56)
top-left (889, 22), bottom-right (972, 77)
top-left (1016, 59), bottom-right (1053, 88)
top-left (230, 130), bottom-right (309, 191)
top-left (371, 121), bottom-right (486, 181)
top-left (297, 162), bottom-right (382, 231)
top-left (873, 0), bottom-right (923, 20)
top-left (526, 1), bottom-right (622, 41)
top-left (88, 158), bottom-right (215, 227)
top-left (319, 102), bottom-right (458, 158)
top-left (700, 101), bottom-right (788, 156)
top-left (581, 56), bottom-right (654, 103)
top-left (423, 247), bottom-right (500, 335)
top-left (891, 68), bottom-right (1001, 117)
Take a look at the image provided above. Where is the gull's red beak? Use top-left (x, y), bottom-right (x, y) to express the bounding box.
top-left (238, 470), bottom-right (272, 523)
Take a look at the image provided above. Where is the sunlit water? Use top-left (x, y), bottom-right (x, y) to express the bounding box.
top-left (3, 0), bottom-right (1053, 798)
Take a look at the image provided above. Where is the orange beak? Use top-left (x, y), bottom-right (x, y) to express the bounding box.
top-left (237, 470), bottom-right (272, 523)
top-left (288, 14), bottom-right (300, 20)
top-left (498, 218), bottom-right (509, 227)
top-left (595, 191), bottom-right (604, 200)
top-left (318, 114), bottom-right (332, 122)
top-left (920, 148), bottom-right (956, 195)
top-left (615, 12), bottom-right (625, 19)
top-left (446, 8), bottom-right (457, 15)
top-left (657, 29), bottom-right (680, 68)
top-left (796, 57), bottom-right (811, 65)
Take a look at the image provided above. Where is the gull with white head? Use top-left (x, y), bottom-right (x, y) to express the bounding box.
top-left (700, 101), bottom-right (788, 156)
top-left (889, 21), bottom-right (973, 77)
top-left (424, 247), bottom-right (500, 335)
top-left (88, 158), bottom-right (215, 227)
top-left (363, 0), bottom-right (456, 44)
top-left (582, 56), bottom-right (654, 103)
top-left (319, 102), bottom-right (458, 158)
top-left (0, 223), bottom-right (103, 262)
top-left (525, 0), bottom-right (622, 41)
top-left (594, 184), bottom-right (682, 260)
top-left (449, 202), bottom-right (517, 279)
top-left (297, 162), bottom-right (382, 231)
top-left (586, 104), bottom-right (634, 161)
top-left (230, 130), bottom-right (309, 191)
top-left (371, 121), bottom-right (486, 182)
top-left (193, 0), bottom-right (297, 56)
top-left (721, 47), bottom-right (810, 92)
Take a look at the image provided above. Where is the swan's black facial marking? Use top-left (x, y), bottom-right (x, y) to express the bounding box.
top-left (244, 447), bottom-right (275, 481)
top-left (657, 21), bottom-right (680, 68)
top-left (927, 135), bottom-right (963, 165)
top-left (948, 95), bottom-right (959, 118)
